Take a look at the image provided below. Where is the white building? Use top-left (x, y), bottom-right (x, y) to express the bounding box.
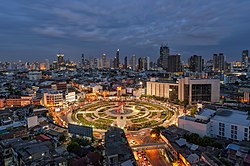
top-left (43, 91), bottom-right (63, 107)
top-left (178, 108), bottom-right (250, 141)
top-left (65, 91), bottom-right (76, 103)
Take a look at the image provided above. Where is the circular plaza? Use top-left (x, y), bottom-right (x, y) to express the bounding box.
top-left (70, 100), bottom-right (174, 131)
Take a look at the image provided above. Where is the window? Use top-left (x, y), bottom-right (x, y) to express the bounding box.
top-left (231, 125), bottom-right (238, 140)
top-left (244, 128), bottom-right (248, 141)
top-left (219, 122), bottom-right (225, 137)
top-left (191, 84), bottom-right (211, 102)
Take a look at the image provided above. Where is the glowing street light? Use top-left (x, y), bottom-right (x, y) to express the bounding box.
top-left (151, 133), bottom-right (156, 138)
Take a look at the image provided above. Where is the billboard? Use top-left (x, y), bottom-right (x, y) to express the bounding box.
top-left (68, 123), bottom-right (93, 138)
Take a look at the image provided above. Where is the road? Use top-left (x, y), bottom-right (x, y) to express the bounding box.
top-left (126, 129), bottom-right (171, 166)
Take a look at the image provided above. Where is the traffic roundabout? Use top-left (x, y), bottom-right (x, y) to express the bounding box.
top-left (70, 100), bottom-right (174, 131)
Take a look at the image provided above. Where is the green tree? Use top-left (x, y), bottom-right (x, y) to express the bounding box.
top-left (59, 134), bottom-right (66, 143)
top-left (67, 141), bottom-right (79, 152)
top-left (190, 107), bottom-right (198, 116)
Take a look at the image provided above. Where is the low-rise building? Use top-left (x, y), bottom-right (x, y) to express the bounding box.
top-left (178, 108), bottom-right (250, 141)
top-left (12, 140), bottom-right (67, 166)
top-left (65, 91), bottom-right (76, 103)
top-left (104, 127), bottom-right (135, 166)
top-left (0, 121), bottom-right (27, 140)
top-left (28, 71), bottom-right (42, 81)
top-left (43, 91), bottom-right (63, 107)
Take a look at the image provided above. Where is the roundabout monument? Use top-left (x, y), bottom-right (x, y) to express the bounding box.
top-left (69, 87), bottom-right (174, 131)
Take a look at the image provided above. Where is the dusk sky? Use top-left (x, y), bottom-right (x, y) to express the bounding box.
top-left (0, 0), bottom-right (250, 62)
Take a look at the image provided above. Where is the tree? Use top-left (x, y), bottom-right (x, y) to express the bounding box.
top-left (190, 107), bottom-right (198, 116)
top-left (59, 134), bottom-right (66, 143)
top-left (67, 141), bottom-right (79, 152)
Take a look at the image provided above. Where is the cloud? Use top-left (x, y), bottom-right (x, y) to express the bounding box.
top-left (33, 26), bottom-right (65, 37)
top-left (0, 0), bottom-right (249, 61)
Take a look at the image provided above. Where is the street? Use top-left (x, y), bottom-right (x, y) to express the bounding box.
top-left (126, 129), bottom-right (171, 166)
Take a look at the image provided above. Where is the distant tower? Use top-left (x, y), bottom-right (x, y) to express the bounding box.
top-left (242, 50), bottom-right (249, 69)
top-left (45, 59), bottom-right (50, 70)
top-left (101, 54), bottom-right (107, 68)
top-left (213, 53), bottom-right (225, 72)
top-left (124, 56), bottom-right (128, 69)
top-left (188, 55), bottom-right (203, 73)
top-left (114, 49), bottom-right (120, 68)
top-left (157, 45), bottom-right (169, 69)
top-left (57, 53), bottom-right (64, 66)
top-left (168, 54), bottom-right (182, 72)
top-left (146, 57), bottom-right (150, 70)
top-left (131, 54), bottom-right (137, 70)
top-left (138, 57), bottom-right (143, 71)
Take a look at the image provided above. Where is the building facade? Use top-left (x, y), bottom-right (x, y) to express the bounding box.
top-left (43, 91), bottom-right (63, 107)
top-left (168, 54), bottom-right (182, 72)
top-left (188, 55), bottom-right (203, 73)
top-left (213, 53), bottom-right (225, 72)
top-left (178, 109), bottom-right (250, 141)
top-left (147, 77), bottom-right (220, 104)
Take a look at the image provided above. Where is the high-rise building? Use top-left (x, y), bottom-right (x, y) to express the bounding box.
top-left (168, 54), bottom-right (182, 72)
top-left (114, 49), bottom-right (120, 68)
top-left (124, 56), bottom-right (128, 69)
top-left (110, 58), bottom-right (114, 68)
top-left (45, 59), bottom-right (50, 70)
top-left (101, 54), bottom-right (107, 68)
top-left (57, 53), bottom-right (64, 65)
top-left (131, 54), bottom-right (137, 70)
top-left (188, 55), bottom-right (203, 73)
top-left (157, 45), bottom-right (169, 69)
top-left (213, 53), bottom-right (225, 72)
top-left (146, 57), bottom-right (150, 70)
top-left (138, 57), bottom-right (144, 71)
top-left (242, 50), bottom-right (249, 69)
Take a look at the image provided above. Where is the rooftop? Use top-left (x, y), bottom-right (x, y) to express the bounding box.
top-left (212, 109), bottom-right (250, 126)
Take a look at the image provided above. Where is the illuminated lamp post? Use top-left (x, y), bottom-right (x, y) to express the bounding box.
top-left (117, 86), bottom-right (122, 99)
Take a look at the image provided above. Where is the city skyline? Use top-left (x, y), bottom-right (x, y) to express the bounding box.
top-left (0, 1), bottom-right (250, 62)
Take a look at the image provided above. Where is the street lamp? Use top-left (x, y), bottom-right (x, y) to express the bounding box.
top-left (151, 133), bottom-right (156, 138)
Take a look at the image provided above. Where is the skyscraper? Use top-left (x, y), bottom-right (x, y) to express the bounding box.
top-left (168, 54), bottom-right (182, 72)
top-left (57, 53), bottom-right (64, 65)
top-left (124, 56), bottom-right (128, 69)
top-left (157, 45), bottom-right (169, 69)
top-left (188, 55), bottom-right (203, 73)
top-left (146, 56), bottom-right (150, 70)
top-left (101, 54), bottom-right (107, 68)
top-left (131, 54), bottom-right (137, 70)
top-left (213, 53), bottom-right (225, 72)
top-left (242, 50), bottom-right (249, 69)
top-left (114, 49), bottom-right (120, 68)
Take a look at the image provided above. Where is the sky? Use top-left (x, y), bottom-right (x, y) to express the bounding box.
top-left (0, 0), bottom-right (250, 62)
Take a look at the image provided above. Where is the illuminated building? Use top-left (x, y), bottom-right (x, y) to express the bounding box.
top-left (147, 77), bottom-right (220, 104)
top-left (213, 53), bottom-right (225, 72)
top-left (157, 45), bottom-right (169, 69)
top-left (43, 91), bottom-right (63, 107)
top-left (57, 53), bottom-right (64, 65)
